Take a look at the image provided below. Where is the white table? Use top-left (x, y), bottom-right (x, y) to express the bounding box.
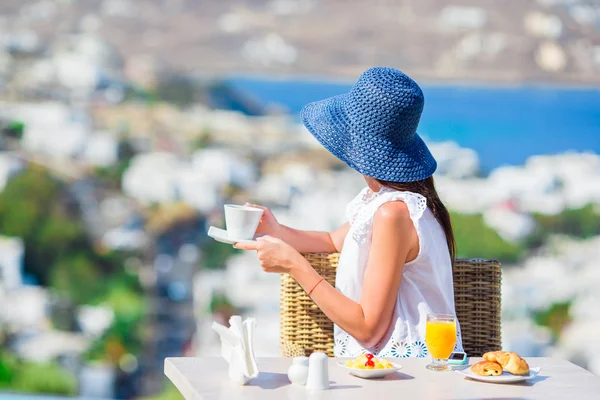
top-left (165, 357), bottom-right (600, 400)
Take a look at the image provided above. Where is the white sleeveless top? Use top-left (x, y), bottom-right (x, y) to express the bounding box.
top-left (334, 186), bottom-right (463, 358)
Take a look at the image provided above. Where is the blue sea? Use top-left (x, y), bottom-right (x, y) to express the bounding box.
top-left (226, 77), bottom-right (600, 172)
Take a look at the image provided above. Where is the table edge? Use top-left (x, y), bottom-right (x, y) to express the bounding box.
top-left (165, 358), bottom-right (203, 400)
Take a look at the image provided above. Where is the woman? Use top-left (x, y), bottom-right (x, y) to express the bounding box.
top-left (235, 67), bottom-right (462, 358)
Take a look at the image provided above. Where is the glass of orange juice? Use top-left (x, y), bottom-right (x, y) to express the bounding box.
top-left (425, 313), bottom-right (457, 371)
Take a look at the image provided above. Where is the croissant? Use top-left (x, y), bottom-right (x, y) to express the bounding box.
top-left (483, 351), bottom-right (530, 375)
top-left (482, 351), bottom-right (507, 364)
top-left (503, 352), bottom-right (530, 375)
top-left (471, 360), bottom-right (503, 376)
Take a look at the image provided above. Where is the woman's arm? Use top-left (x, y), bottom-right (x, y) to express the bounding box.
top-left (247, 203), bottom-right (349, 253)
top-left (236, 201), bottom-right (419, 347)
top-left (275, 223), bottom-right (349, 253)
top-left (289, 201), bottom-right (418, 347)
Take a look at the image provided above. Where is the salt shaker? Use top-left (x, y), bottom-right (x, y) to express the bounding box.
top-left (305, 352), bottom-right (329, 390)
top-left (287, 356), bottom-right (309, 386)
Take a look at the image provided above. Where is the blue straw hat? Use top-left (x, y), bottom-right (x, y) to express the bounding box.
top-left (301, 67), bottom-right (436, 182)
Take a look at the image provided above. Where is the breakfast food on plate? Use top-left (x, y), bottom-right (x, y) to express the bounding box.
top-left (471, 360), bottom-right (503, 376)
top-left (502, 353), bottom-right (530, 375)
top-left (482, 350), bottom-right (504, 363)
top-left (483, 351), bottom-right (530, 375)
top-left (345, 354), bottom-right (394, 369)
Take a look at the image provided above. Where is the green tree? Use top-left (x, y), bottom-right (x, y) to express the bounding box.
top-left (84, 315), bottom-right (144, 365)
top-left (49, 253), bottom-right (104, 305)
top-left (0, 166), bottom-right (151, 378)
top-left (0, 352), bottom-right (77, 396)
top-left (0, 351), bottom-right (17, 387)
top-left (99, 281), bottom-right (146, 321)
top-left (201, 239), bottom-right (240, 269)
top-left (1, 120), bottom-right (24, 140)
top-left (84, 275), bottom-right (147, 364)
top-left (534, 300), bottom-right (572, 340)
top-left (191, 129), bottom-right (213, 151)
top-left (451, 212), bottom-right (525, 263)
top-left (0, 167), bottom-right (80, 285)
top-left (0, 167), bottom-right (131, 304)
top-left (141, 382), bottom-right (183, 400)
top-left (528, 204), bottom-right (600, 247)
top-left (11, 362), bottom-right (77, 395)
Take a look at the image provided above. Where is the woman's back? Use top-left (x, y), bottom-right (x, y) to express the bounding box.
top-left (334, 186), bottom-right (463, 357)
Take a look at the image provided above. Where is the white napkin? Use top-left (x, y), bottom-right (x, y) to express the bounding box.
top-left (211, 316), bottom-right (259, 385)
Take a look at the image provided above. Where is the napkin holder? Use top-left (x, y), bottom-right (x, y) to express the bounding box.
top-left (211, 316), bottom-right (259, 385)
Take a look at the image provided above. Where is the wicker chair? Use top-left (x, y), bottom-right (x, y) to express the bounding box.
top-left (280, 254), bottom-right (501, 358)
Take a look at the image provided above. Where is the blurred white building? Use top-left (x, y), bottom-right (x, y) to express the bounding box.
top-left (242, 33), bottom-right (298, 66)
top-left (82, 132), bottom-right (118, 167)
top-left (99, 196), bottom-right (136, 227)
top-left (53, 52), bottom-right (100, 92)
top-left (439, 6), bottom-right (487, 30)
top-left (123, 149), bottom-right (256, 213)
top-left (0, 236), bottom-right (24, 290)
top-left (251, 167), bottom-right (363, 231)
top-left (191, 148), bottom-right (257, 189)
top-left (436, 152), bottom-right (600, 215)
top-left (524, 12), bottom-right (563, 39)
top-left (14, 330), bottom-right (89, 363)
top-left (429, 140), bottom-right (480, 178)
top-left (79, 363), bottom-right (115, 399)
top-left (0, 286), bottom-right (48, 330)
top-left (0, 30), bottom-right (42, 54)
top-left (502, 235), bottom-right (600, 371)
top-left (0, 153), bottom-right (24, 192)
top-left (193, 252), bottom-right (281, 357)
top-left (15, 102), bottom-right (92, 158)
top-left (102, 227), bottom-right (148, 251)
top-left (77, 305), bottom-right (115, 338)
top-left (0, 49), bottom-right (12, 77)
top-left (483, 201), bottom-right (536, 242)
top-left (122, 152), bottom-right (181, 204)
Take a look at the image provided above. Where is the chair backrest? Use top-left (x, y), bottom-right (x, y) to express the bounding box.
top-left (280, 254), bottom-right (502, 357)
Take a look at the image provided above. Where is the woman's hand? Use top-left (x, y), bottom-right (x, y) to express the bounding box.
top-left (234, 236), bottom-right (306, 274)
top-left (245, 203), bottom-right (281, 236)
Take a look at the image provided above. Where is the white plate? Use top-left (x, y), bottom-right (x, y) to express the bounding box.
top-left (337, 361), bottom-right (403, 379)
top-left (457, 366), bottom-right (540, 384)
top-left (207, 226), bottom-right (256, 245)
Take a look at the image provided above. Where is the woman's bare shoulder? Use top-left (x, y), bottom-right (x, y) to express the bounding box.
top-left (374, 200), bottom-right (411, 222)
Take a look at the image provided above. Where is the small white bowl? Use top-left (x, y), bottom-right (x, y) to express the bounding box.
top-left (337, 361), bottom-right (403, 379)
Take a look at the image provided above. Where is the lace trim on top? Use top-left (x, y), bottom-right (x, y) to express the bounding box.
top-left (345, 186), bottom-right (427, 245)
top-left (335, 324), bottom-right (464, 358)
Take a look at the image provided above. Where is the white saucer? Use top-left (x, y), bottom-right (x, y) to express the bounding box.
top-left (457, 366), bottom-right (540, 384)
top-left (207, 226), bottom-right (256, 245)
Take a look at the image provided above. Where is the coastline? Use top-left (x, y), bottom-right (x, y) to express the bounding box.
top-left (218, 75), bottom-right (600, 172)
top-left (220, 72), bottom-right (600, 91)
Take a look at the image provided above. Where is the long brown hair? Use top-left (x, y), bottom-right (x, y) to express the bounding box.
top-left (376, 176), bottom-right (456, 263)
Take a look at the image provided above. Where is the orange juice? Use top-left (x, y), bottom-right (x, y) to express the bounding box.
top-left (425, 320), bottom-right (456, 359)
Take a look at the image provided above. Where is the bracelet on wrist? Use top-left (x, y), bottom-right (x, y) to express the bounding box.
top-left (307, 277), bottom-right (324, 296)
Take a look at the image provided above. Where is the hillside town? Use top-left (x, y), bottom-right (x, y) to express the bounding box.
top-left (0, 0), bottom-right (599, 399)
top-left (0, 0), bottom-right (600, 85)
top-left (2, 93), bottom-right (600, 396)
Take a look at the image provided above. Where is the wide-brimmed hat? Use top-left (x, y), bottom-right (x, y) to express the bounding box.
top-left (301, 67), bottom-right (436, 182)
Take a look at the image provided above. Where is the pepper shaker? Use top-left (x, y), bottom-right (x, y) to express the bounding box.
top-left (305, 352), bottom-right (329, 390)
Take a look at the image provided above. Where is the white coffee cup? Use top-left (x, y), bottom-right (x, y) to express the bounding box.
top-left (224, 204), bottom-right (263, 240)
